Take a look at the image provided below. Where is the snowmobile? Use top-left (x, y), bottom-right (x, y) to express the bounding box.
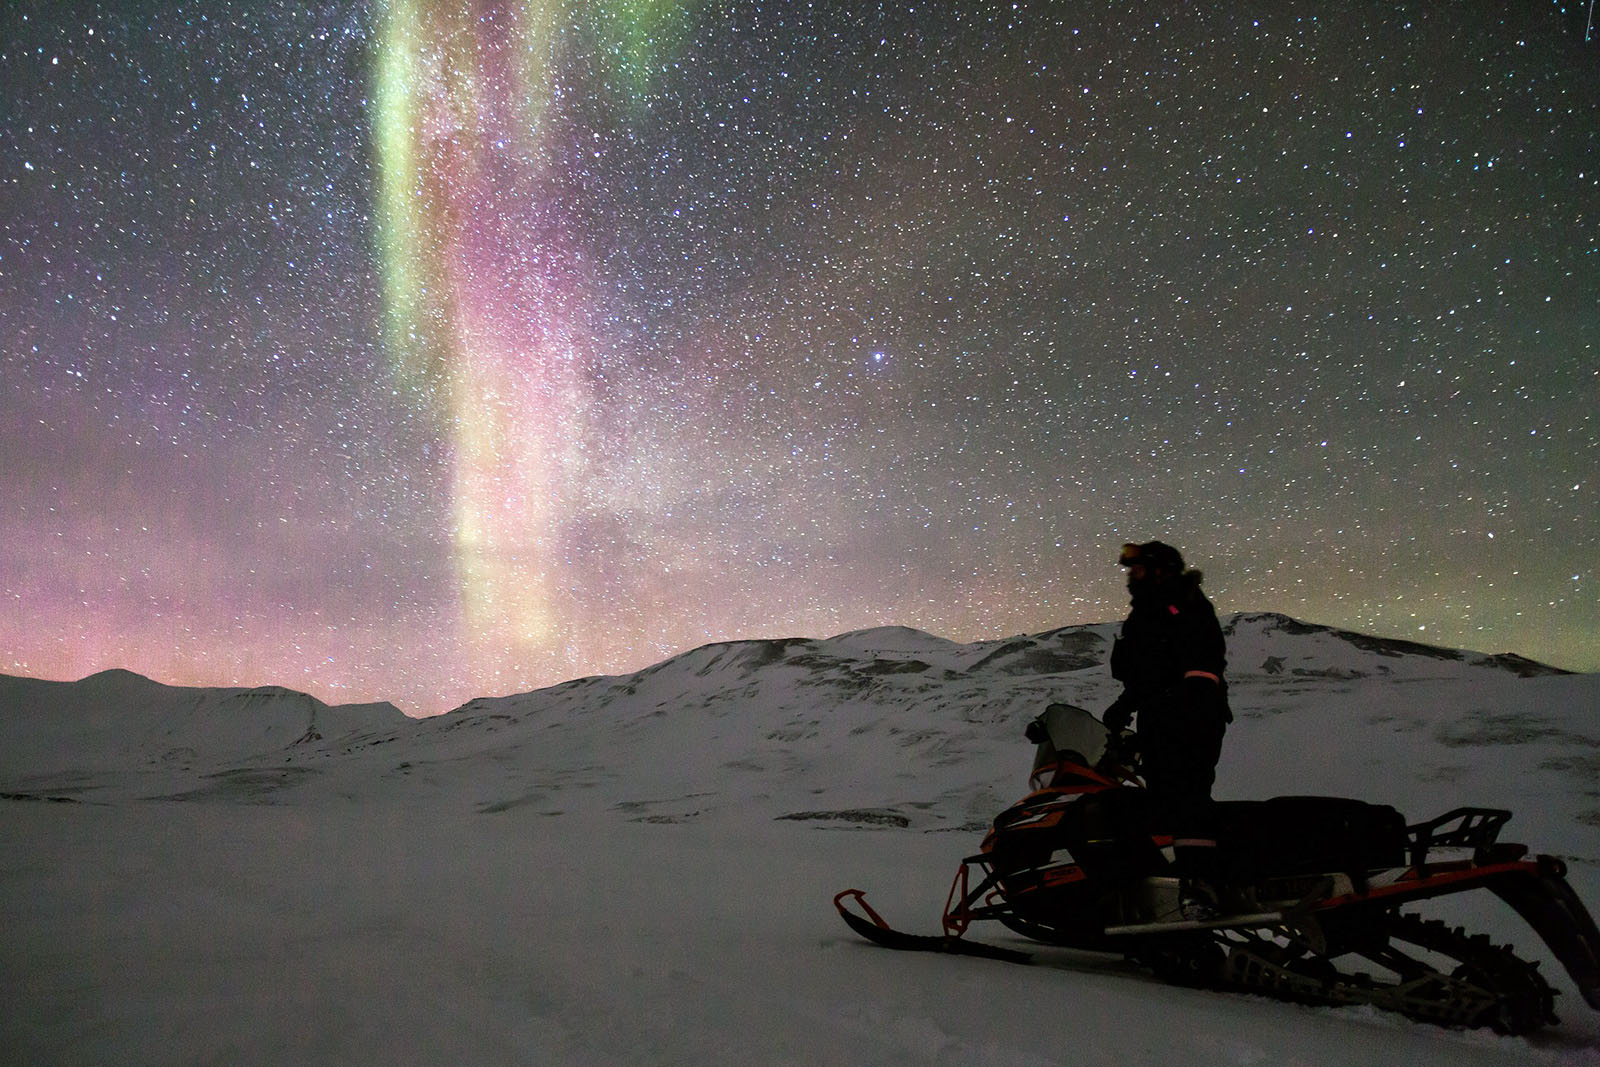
top-left (835, 702), bottom-right (1600, 1035)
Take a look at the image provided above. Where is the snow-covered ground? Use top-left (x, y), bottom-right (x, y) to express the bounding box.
top-left (3, 614), bottom-right (1598, 1064)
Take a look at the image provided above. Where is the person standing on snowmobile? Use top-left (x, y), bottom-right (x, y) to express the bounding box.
top-left (1102, 540), bottom-right (1232, 917)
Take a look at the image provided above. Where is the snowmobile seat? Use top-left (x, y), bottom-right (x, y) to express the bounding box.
top-left (1216, 796), bottom-right (1409, 887)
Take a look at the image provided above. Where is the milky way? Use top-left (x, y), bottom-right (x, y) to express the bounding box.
top-left (3, 3), bottom-right (1596, 714)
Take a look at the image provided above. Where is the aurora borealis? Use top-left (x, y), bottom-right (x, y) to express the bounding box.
top-left (3, 3), bottom-right (1597, 714)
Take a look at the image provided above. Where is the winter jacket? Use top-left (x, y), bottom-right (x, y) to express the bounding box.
top-left (1105, 571), bottom-right (1231, 731)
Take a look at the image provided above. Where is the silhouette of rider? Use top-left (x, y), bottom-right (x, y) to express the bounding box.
top-left (1103, 541), bottom-right (1232, 916)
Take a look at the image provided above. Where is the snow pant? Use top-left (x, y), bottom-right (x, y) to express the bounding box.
top-left (1138, 686), bottom-right (1229, 884)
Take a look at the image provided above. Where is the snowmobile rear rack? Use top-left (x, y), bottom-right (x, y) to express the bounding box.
top-left (1406, 807), bottom-right (1514, 867)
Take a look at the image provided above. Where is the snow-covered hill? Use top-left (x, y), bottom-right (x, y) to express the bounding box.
top-left (2, 614), bottom-right (1598, 1064)
top-left (0, 668), bottom-right (405, 789)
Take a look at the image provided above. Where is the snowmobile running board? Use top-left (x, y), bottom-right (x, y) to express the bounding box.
top-left (838, 887), bottom-right (1286, 953)
top-left (1103, 910), bottom-right (1289, 936)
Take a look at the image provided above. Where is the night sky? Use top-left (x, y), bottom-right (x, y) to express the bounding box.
top-left (4, 2), bottom-right (1596, 715)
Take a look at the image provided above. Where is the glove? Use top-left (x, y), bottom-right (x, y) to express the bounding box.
top-left (1102, 696), bottom-right (1133, 734)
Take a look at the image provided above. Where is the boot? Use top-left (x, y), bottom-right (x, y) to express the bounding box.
top-left (1174, 840), bottom-right (1224, 920)
top-left (1178, 878), bottom-right (1220, 921)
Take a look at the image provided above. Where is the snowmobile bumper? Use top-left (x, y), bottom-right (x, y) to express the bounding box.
top-left (1486, 856), bottom-right (1600, 1010)
top-left (1397, 810), bottom-right (1600, 1011)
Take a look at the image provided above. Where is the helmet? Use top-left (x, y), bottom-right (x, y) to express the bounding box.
top-left (1118, 540), bottom-right (1185, 572)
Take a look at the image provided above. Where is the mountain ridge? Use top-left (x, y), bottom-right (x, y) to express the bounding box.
top-left (2, 613), bottom-right (1593, 836)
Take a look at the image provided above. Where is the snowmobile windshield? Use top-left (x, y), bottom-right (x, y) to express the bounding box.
top-left (1028, 703), bottom-right (1110, 779)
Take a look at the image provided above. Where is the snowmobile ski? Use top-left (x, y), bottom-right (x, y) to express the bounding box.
top-left (833, 890), bottom-right (1032, 963)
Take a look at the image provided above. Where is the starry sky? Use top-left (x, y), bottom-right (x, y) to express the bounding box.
top-left (3, 2), bottom-right (1596, 715)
